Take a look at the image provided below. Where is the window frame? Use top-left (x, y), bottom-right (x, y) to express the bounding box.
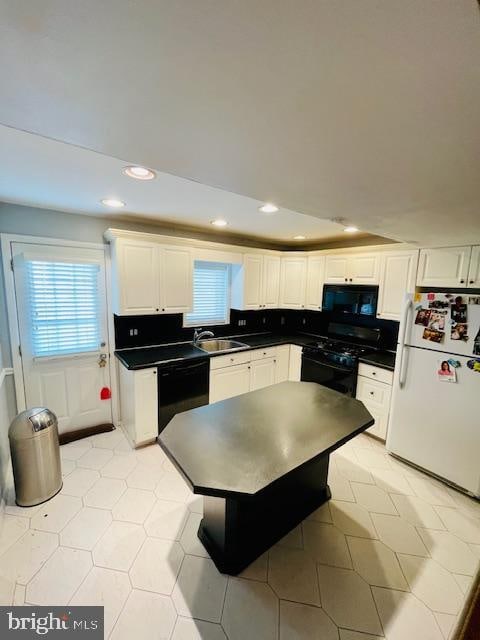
top-left (183, 260), bottom-right (231, 328)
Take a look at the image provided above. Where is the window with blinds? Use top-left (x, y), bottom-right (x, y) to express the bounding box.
top-left (184, 261), bottom-right (230, 327)
top-left (26, 260), bottom-right (101, 357)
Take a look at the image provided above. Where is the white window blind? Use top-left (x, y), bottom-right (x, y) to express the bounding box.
top-left (185, 261), bottom-right (230, 326)
top-left (26, 260), bottom-right (101, 357)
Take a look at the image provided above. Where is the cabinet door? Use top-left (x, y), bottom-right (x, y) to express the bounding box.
top-left (209, 364), bottom-right (251, 404)
top-left (135, 368), bottom-right (159, 444)
top-left (324, 255), bottom-right (350, 284)
top-left (160, 246), bottom-right (193, 313)
top-left (274, 345), bottom-right (290, 383)
top-left (243, 254), bottom-right (264, 309)
top-left (349, 254), bottom-right (380, 284)
top-left (118, 240), bottom-right (160, 314)
top-left (305, 256), bottom-right (325, 310)
top-left (279, 257), bottom-right (307, 308)
top-left (263, 256), bottom-right (281, 308)
top-left (250, 358), bottom-right (276, 391)
top-left (377, 251), bottom-right (418, 321)
top-left (416, 247), bottom-right (471, 287)
top-left (288, 345), bottom-right (303, 381)
top-left (467, 246), bottom-right (480, 288)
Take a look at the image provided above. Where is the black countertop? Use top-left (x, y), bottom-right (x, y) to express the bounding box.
top-left (115, 332), bottom-right (317, 370)
top-left (359, 350), bottom-right (396, 371)
top-left (159, 381), bottom-right (374, 498)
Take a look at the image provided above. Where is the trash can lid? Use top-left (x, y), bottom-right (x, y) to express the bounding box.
top-left (9, 408), bottom-right (58, 440)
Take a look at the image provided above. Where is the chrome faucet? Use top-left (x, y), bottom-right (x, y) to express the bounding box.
top-left (193, 328), bottom-right (214, 344)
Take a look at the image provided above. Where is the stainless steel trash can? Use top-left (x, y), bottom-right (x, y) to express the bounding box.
top-left (8, 408), bottom-right (62, 507)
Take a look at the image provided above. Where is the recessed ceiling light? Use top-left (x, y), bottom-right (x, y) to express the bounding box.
top-left (211, 219), bottom-right (228, 227)
top-left (293, 235), bottom-right (306, 240)
top-left (344, 226), bottom-right (359, 233)
top-left (101, 198), bottom-right (125, 208)
top-left (123, 166), bottom-right (156, 180)
top-left (259, 203), bottom-right (279, 214)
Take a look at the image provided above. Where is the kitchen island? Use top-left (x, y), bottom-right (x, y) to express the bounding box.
top-left (159, 381), bottom-right (373, 574)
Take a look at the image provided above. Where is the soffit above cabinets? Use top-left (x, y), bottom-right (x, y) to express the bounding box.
top-left (1, 2), bottom-right (479, 247)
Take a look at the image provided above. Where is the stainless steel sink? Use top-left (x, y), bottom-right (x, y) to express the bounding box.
top-left (195, 339), bottom-right (249, 354)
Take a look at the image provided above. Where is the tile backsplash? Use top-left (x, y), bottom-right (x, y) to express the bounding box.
top-left (114, 309), bottom-right (398, 351)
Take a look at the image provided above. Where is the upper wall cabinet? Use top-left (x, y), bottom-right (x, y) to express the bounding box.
top-left (416, 246), bottom-right (472, 288)
top-left (325, 254), bottom-right (380, 285)
top-left (279, 255), bottom-right (307, 309)
top-left (377, 251), bottom-right (418, 321)
top-left (305, 256), bottom-right (326, 310)
top-left (111, 239), bottom-right (193, 315)
top-left (231, 253), bottom-right (280, 310)
top-left (468, 246), bottom-right (480, 288)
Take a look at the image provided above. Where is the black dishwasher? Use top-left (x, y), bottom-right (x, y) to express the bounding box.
top-left (158, 359), bottom-right (210, 433)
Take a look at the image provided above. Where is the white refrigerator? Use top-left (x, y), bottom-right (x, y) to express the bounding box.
top-left (387, 292), bottom-right (480, 497)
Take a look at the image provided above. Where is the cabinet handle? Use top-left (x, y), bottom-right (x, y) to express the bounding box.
top-left (230, 358), bottom-right (234, 362)
top-left (274, 359), bottom-right (277, 363)
top-left (344, 278), bottom-right (348, 282)
top-left (248, 366), bottom-right (251, 369)
top-left (372, 372), bottom-right (376, 375)
top-left (370, 391), bottom-right (374, 395)
top-left (460, 280), bottom-right (465, 284)
top-left (153, 370), bottom-right (157, 375)
top-left (156, 308), bottom-right (159, 311)
top-left (349, 278), bottom-right (353, 282)
top-left (470, 280), bottom-right (475, 285)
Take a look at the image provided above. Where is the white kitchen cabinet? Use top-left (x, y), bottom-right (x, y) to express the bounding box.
top-left (356, 363), bottom-right (393, 441)
top-left (467, 246), bottom-right (480, 288)
top-left (209, 363), bottom-right (251, 403)
top-left (231, 253), bottom-right (280, 310)
top-left (416, 246), bottom-right (471, 288)
top-left (119, 366), bottom-right (158, 447)
top-left (324, 255), bottom-right (349, 284)
top-left (250, 357), bottom-right (276, 391)
top-left (377, 251), bottom-right (418, 321)
top-left (112, 238), bottom-right (193, 315)
top-left (274, 345), bottom-right (290, 383)
top-left (263, 255), bottom-right (281, 308)
top-left (288, 345), bottom-right (303, 381)
top-left (325, 254), bottom-right (380, 285)
top-left (161, 246), bottom-right (194, 313)
top-left (279, 256), bottom-right (307, 309)
top-left (305, 256), bottom-right (325, 310)
top-left (115, 240), bottom-right (160, 315)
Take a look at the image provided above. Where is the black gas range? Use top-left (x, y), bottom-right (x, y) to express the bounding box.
top-left (301, 323), bottom-right (380, 397)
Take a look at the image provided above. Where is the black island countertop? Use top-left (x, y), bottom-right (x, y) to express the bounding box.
top-left (115, 331), bottom-right (396, 371)
top-left (159, 381), bottom-right (374, 498)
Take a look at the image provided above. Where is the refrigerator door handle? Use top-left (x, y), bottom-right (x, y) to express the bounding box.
top-left (398, 297), bottom-right (413, 388)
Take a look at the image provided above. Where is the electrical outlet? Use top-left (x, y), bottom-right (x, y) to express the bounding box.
top-left (129, 328), bottom-right (139, 336)
top-left (281, 317), bottom-right (285, 325)
top-left (302, 318), bottom-right (306, 325)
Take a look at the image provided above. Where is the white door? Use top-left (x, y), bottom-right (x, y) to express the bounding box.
top-left (305, 256), bottom-right (325, 310)
top-left (250, 358), bottom-right (276, 391)
top-left (209, 364), bottom-right (251, 403)
top-left (116, 239), bottom-right (160, 314)
top-left (349, 254), bottom-right (380, 284)
top-left (243, 254), bottom-right (264, 309)
top-left (160, 246), bottom-right (193, 313)
top-left (377, 251), bottom-right (418, 321)
top-left (263, 256), bottom-right (280, 308)
top-left (279, 257), bottom-right (307, 308)
top-left (12, 243), bottom-right (112, 436)
top-left (324, 255), bottom-right (350, 284)
top-left (467, 246), bottom-right (480, 288)
top-left (416, 247), bottom-right (471, 287)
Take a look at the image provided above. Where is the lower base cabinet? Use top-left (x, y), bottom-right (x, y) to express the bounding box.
top-left (355, 363), bottom-right (393, 441)
top-left (209, 344), bottom-right (296, 404)
top-left (119, 365), bottom-right (158, 447)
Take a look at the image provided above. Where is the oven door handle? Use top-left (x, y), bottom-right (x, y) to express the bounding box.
top-left (302, 356), bottom-right (353, 374)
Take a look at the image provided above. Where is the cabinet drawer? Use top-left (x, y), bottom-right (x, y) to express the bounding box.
top-left (358, 363), bottom-right (393, 385)
top-left (210, 351), bottom-right (252, 370)
top-left (356, 376), bottom-right (392, 412)
top-left (250, 347), bottom-right (277, 361)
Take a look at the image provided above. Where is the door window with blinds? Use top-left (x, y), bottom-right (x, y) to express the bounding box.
top-left (25, 259), bottom-right (102, 357)
top-left (184, 261), bottom-right (230, 327)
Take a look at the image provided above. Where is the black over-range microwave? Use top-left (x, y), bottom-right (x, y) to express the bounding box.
top-left (322, 284), bottom-right (379, 317)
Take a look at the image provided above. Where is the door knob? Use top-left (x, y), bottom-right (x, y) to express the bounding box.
top-left (98, 354), bottom-right (107, 368)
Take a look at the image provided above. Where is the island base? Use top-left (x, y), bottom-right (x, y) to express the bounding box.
top-left (198, 455), bottom-right (331, 575)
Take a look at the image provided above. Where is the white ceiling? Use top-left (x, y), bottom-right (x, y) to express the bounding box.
top-left (0, 125), bottom-right (359, 244)
top-left (1, 1), bottom-right (480, 246)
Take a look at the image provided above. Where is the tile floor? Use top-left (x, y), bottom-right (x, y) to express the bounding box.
top-left (1, 427), bottom-right (479, 639)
